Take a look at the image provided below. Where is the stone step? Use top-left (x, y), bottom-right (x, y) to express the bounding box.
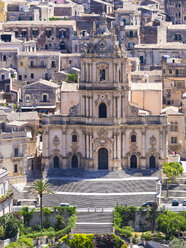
top-left (47, 179), bottom-right (157, 193)
top-left (162, 191), bottom-right (186, 198)
top-left (74, 224), bottom-right (113, 234)
top-left (47, 168), bottom-right (160, 179)
top-left (76, 212), bottom-right (113, 223)
top-left (43, 194), bottom-right (156, 208)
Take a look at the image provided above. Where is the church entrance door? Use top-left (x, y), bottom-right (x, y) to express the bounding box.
top-left (130, 155), bottom-right (137, 168)
top-left (98, 148), bottom-right (108, 170)
top-left (149, 156), bottom-right (156, 169)
top-left (53, 156), bottom-right (59, 168)
top-left (72, 155), bottom-right (78, 168)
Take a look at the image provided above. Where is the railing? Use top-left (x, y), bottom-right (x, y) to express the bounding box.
top-left (42, 115), bottom-right (167, 126)
top-left (126, 115), bottom-right (167, 125)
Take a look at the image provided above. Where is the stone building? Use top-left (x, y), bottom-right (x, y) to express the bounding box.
top-left (0, 169), bottom-right (13, 216)
top-left (0, 122), bottom-right (27, 183)
top-left (162, 57), bottom-right (186, 107)
top-left (21, 79), bottom-right (61, 114)
top-left (42, 17), bottom-right (168, 171)
top-left (165, 0), bottom-right (186, 24)
top-left (161, 106), bottom-right (185, 154)
top-left (2, 20), bottom-right (76, 52)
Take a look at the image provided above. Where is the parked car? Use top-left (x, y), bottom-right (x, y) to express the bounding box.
top-left (60, 203), bottom-right (69, 207)
top-left (172, 199), bottom-right (179, 206)
top-left (142, 201), bottom-right (153, 207)
top-left (182, 200), bottom-right (186, 206)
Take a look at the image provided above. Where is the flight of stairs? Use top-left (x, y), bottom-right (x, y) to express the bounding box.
top-left (161, 176), bottom-right (186, 204)
top-left (74, 211), bottom-right (114, 234)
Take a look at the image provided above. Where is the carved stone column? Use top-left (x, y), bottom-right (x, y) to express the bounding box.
top-left (117, 132), bottom-right (121, 159)
top-left (86, 133), bottom-right (89, 158)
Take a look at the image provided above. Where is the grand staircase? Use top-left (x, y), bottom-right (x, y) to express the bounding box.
top-left (11, 169), bottom-right (159, 233)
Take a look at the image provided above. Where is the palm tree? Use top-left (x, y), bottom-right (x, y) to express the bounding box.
top-left (31, 179), bottom-right (52, 230)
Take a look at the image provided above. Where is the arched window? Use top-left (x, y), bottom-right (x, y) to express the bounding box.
top-left (72, 134), bottom-right (77, 142)
top-left (100, 69), bottom-right (105, 81)
top-left (60, 41), bottom-right (66, 50)
top-left (99, 103), bottom-right (107, 118)
top-left (14, 164), bottom-right (18, 173)
top-left (131, 135), bottom-right (136, 143)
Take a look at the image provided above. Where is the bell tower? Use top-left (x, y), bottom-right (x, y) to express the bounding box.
top-left (79, 13), bottom-right (130, 123)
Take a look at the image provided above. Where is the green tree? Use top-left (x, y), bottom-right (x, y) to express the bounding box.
top-left (0, 214), bottom-right (20, 240)
top-left (30, 179), bottom-right (52, 230)
top-left (66, 73), bottom-right (78, 83)
top-left (0, 226), bottom-right (4, 239)
top-left (163, 162), bottom-right (183, 197)
top-left (156, 211), bottom-right (186, 239)
top-left (20, 207), bottom-right (35, 227)
top-left (151, 200), bottom-right (158, 233)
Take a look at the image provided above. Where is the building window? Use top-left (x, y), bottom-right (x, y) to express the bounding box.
top-left (175, 33), bottom-right (181, 41)
top-left (42, 94), bottom-right (47, 102)
top-left (171, 137), bottom-right (177, 144)
top-left (30, 61), bottom-right (34, 68)
top-left (100, 69), bottom-right (105, 81)
top-left (32, 30), bottom-right (38, 38)
top-left (59, 30), bottom-right (66, 38)
top-left (22, 31), bottom-right (27, 37)
top-left (26, 95), bottom-right (30, 103)
top-left (169, 69), bottom-right (172, 74)
top-left (131, 135), bottom-right (136, 143)
top-left (14, 164), bottom-right (18, 173)
top-left (14, 148), bottom-right (18, 157)
top-left (1, 75), bottom-right (5, 80)
top-left (46, 29), bottom-right (52, 38)
top-left (3, 55), bottom-right (6, 62)
top-left (175, 69), bottom-right (179, 76)
top-left (69, 60), bottom-right (72, 65)
top-left (140, 56), bottom-right (144, 64)
top-left (31, 73), bottom-right (34, 79)
top-left (99, 103), bottom-right (107, 118)
top-left (72, 134), bottom-right (77, 142)
top-left (40, 60), bottom-right (45, 67)
top-left (19, 75), bottom-right (22, 81)
top-left (51, 61), bottom-right (56, 68)
top-left (60, 41), bottom-right (66, 50)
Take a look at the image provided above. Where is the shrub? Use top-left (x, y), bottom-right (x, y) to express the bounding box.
top-left (0, 213), bottom-right (20, 240)
top-left (170, 238), bottom-right (186, 248)
top-left (20, 207), bottom-right (35, 227)
top-left (43, 207), bottom-right (52, 216)
top-left (141, 232), bottom-right (152, 241)
top-left (5, 237), bottom-right (33, 248)
top-left (66, 73), bottom-right (78, 83)
top-left (54, 215), bottom-right (65, 231)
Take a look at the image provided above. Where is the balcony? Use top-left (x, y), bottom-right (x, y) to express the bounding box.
top-left (0, 191), bottom-right (13, 205)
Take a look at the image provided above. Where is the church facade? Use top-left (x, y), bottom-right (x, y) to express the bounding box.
top-left (42, 17), bottom-right (168, 171)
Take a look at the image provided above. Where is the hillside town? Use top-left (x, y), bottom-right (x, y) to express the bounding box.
top-left (0, 0), bottom-right (185, 247)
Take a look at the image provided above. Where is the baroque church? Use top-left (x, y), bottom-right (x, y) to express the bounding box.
top-left (42, 15), bottom-right (168, 171)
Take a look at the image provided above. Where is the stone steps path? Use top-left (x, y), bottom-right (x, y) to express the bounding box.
top-left (74, 211), bottom-right (114, 234)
